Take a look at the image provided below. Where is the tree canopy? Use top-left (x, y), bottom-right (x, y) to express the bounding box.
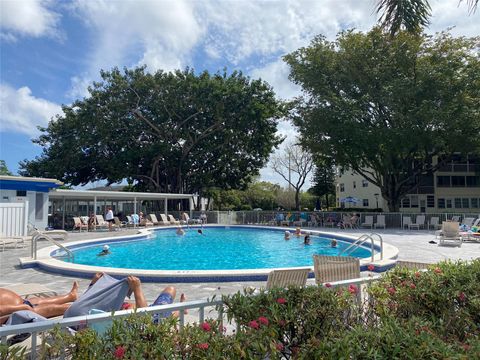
top-left (20, 67), bottom-right (285, 195)
top-left (285, 28), bottom-right (480, 211)
top-left (0, 160), bottom-right (13, 176)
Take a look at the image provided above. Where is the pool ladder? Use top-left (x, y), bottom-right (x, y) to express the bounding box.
top-left (31, 230), bottom-right (74, 262)
top-left (339, 233), bottom-right (383, 262)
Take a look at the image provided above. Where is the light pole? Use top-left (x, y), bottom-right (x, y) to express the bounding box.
top-left (374, 193), bottom-right (379, 210)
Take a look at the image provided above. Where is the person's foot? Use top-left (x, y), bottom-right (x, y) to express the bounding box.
top-left (90, 272), bottom-right (104, 285)
top-left (180, 293), bottom-right (188, 314)
top-left (69, 281), bottom-right (79, 302)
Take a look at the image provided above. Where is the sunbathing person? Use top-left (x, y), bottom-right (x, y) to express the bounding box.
top-left (0, 282), bottom-right (79, 324)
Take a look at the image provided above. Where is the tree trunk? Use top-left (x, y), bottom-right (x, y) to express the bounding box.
top-left (295, 189), bottom-right (300, 211)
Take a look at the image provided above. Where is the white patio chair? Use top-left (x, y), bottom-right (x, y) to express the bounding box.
top-left (265, 268), bottom-right (310, 290)
top-left (402, 216), bottom-right (412, 229)
top-left (438, 221), bottom-right (462, 247)
top-left (361, 215), bottom-right (373, 229)
top-left (313, 255), bottom-right (360, 284)
top-left (374, 215), bottom-right (386, 229)
top-left (428, 217), bottom-right (441, 230)
top-left (408, 215), bottom-right (426, 230)
top-left (461, 217), bottom-right (475, 228)
top-left (168, 215), bottom-right (180, 225)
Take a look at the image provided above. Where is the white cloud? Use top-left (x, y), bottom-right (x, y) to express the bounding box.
top-left (0, 84), bottom-right (62, 136)
top-left (0, 0), bottom-right (60, 41)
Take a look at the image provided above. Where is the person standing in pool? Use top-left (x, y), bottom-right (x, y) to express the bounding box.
top-left (97, 245), bottom-right (111, 256)
top-left (284, 231), bottom-right (291, 240)
top-left (304, 235), bottom-right (311, 245)
top-left (176, 227), bottom-right (185, 236)
top-left (331, 239), bottom-right (338, 248)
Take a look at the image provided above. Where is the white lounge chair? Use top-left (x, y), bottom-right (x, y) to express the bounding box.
top-left (438, 221), bottom-right (462, 247)
top-left (374, 215), bottom-right (386, 229)
top-left (113, 217), bottom-right (126, 230)
top-left (95, 215), bottom-right (109, 230)
top-left (428, 217), bottom-right (441, 230)
top-left (182, 213), bottom-right (202, 225)
top-left (159, 214), bottom-right (172, 225)
top-left (361, 215), bottom-right (373, 229)
top-left (451, 215), bottom-right (461, 222)
top-left (408, 215), bottom-right (425, 230)
top-left (313, 255), bottom-right (360, 284)
top-left (168, 215), bottom-right (180, 225)
top-left (461, 217), bottom-right (475, 228)
top-left (148, 214), bottom-right (160, 225)
top-left (1, 235), bottom-right (26, 251)
top-left (402, 216), bottom-right (412, 229)
top-left (265, 268), bottom-right (310, 290)
top-left (73, 217), bottom-right (88, 232)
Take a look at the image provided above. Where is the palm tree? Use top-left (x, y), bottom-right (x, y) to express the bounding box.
top-left (376, 0), bottom-right (478, 35)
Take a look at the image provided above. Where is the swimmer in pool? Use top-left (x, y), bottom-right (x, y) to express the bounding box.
top-left (97, 245), bottom-right (111, 256)
top-left (176, 227), bottom-right (185, 236)
top-left (304, 235), bottom-right (311, 245)
top-left (197, 229), bottom-right (204, 235)
top-left (331, 239), bottom-right (337, 248)
top-left (295, 227), bottom-right (302, 237)
top-left (284, 231), bottom-right (291, 240)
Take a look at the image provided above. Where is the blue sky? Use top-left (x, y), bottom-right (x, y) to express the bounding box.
top-left (0, 0), bottom-right (478, 187)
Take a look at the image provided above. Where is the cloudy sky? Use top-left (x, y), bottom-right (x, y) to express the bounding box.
top-left (0, 0), bottom-right (478, 188)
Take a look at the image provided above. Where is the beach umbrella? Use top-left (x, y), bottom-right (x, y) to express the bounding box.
top-left (340, 196), bottom-right (360, 204)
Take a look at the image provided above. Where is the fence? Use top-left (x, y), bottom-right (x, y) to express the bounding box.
top-left (0, 276), bottom-right (378, 359)
top-left (0, 201), bottom-right (29, 237)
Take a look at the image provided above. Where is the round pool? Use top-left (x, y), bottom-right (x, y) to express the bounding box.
top-left (65, 227), bottom-right (371, 271)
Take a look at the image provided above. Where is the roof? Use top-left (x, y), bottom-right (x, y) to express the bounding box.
top-left (49, 189), bottom-right (195, 200)
top-left (0, 175), bottom-right (63, 193)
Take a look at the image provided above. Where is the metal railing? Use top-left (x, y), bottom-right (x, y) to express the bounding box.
top-left (339, 233), bottom-right (384, 261)
top-left (31, 230), bottom-right (74, 262)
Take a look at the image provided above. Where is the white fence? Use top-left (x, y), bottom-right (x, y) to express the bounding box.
top-left (0, 201), bottom-right (28, 237)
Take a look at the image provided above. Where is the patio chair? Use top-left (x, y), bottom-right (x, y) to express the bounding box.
top-left (159, 214), bottom-right (172, 225)
top-left (428, 217), bottom-right (441, 230)
top-left (313, 255), bottom-right (360, 284)
top-left (451, 215), bottom-right (461, 222)
top-left (408, 215), bottom-right (426, 230)
top-left (374, 215), bottom-right (386, 229)
top-left (361, 215), bottom-right (373, 229)
top-left (95, 215), bottom-right (109, 230)
top-left (182, 213), bottom-right (202, 225)
top-left (168, 214), bottom-right (180, 225)
top-left (461, 217), bottom-right (475, 228)
top-left (1, 235), bottom-right (26, 251)
top-left (126, 215), bottom-right (136, 227)
top-left (402, 216), bottom-right (412, 229)
top-left (438, 221), bottom-right (462, 247)
top-left (73, 217), bottom-right (88, 232)
top-left (113, 217), bottom-right (126, 230)
top-left (2, 283), bottom-right (58, 298)
top-left (148, 214), bottom-right (160, 225)
top-left (265, 268), bottom-right (311, 290)
top-left (342, 215), bottom-right (353, 229)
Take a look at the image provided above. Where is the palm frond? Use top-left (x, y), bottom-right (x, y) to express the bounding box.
top-left (375, 0), bottom-right (431, 35)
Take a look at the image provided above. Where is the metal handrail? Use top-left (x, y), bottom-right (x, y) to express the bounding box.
top-left (31, 230), bottom-right (74, 262)
top-left (339, 233), bottom-right (383, 261)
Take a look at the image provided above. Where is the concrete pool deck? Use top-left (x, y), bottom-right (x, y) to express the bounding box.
top-left (1, 226), bottom-right (479, 308)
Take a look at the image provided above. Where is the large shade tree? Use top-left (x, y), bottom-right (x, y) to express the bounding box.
top-left (20, 67), bottom-right (285, 196)
top-left (285, 28), bottom-right (480, 211)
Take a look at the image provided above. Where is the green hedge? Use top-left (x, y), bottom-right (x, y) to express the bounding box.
top-left (2, 260), bottom-right (479, 359)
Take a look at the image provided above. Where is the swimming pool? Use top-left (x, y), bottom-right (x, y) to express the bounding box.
top-left (65, 227), bottom-right (371, 270)
top-left (30, 225), bottom-right (398, 282)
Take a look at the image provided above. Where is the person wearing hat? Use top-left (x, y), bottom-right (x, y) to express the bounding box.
top-left (284, 231), bottom-right (291, 240)
top-left (98, 245), bottom-right (111, 256)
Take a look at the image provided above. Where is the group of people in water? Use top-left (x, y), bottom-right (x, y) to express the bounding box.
top-left (284, 227), bottom-right (338, 247)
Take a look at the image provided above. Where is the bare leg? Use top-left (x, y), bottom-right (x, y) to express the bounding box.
top-left (173, 293), bottom-right (187, 318)
top-left (32, 303), bottom-right (70, 319)
top-left (29, 282), bottom-right (78, 306)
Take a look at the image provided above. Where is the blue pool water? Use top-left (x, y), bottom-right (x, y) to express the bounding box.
top-left (66, 227), bottom-right (371, 271)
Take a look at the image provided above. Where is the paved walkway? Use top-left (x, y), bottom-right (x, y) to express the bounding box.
top-left (1, 226), bottom-right (479, 307)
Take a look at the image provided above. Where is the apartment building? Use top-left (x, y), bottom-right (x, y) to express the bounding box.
top-left (336, 154), bottom-right (480, 213)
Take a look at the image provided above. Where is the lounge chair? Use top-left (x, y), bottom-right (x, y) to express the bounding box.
top-left (148, 214), bottom-right (160, 225)
top-left (307, 214), bottom-right (319, 227)
top-left (126, 215), bottom-right (136, 227)
top-left (265, 268), bottom-right (310, 290)
top-left (73, 217), bottom-right (88, 232)
top-left (2, 283), bottom-right (58, 298)
top-left (313, 255), bottom-right (360, 284)
top-left (113, 217), bottom-right (126, 230)
top-left (408, 215), bottom-right (425, 230)
top-left (402, 216), bottom-right (412, 229)
top-left (361, 215), bottom-right (373, 229)
top-left (341, 215), bottom-right (353, 229)
top-left (168, 215), bottom-right (180, 225)
top-left (374, 215), bottom-right (386, 229)
top-left (428, 217), bottom-right (441, 230)
top-left (451, 215), bottom-right (461, 222)
top-left (95, 215), bottom-right (109, 230)
top-left (461, 217), bottom-right (475, 228)
top-left (182, 213), bottom-right (202, 225)
top-left (1, 234), bottom-right (26, 251)
top-left (159, 214), bottom-right (172, 225)
top-left (438, 221), bottom-right (462, 247)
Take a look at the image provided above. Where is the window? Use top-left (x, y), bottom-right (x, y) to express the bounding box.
top-left (438, 198), bottom-right (445, 208)
top-left (427, 195), bottom-right (435, 208)
top-left (466, 176), bottom-right (480, 187)
top-left (462, 198), bottom-right (469, 208)
top-left (340, 183), bottom-right (345, 192)
top-left (35, 193), bottom-right (44, 220)
top-left (472, 198), bottom-right (479, 208)
top-left (451, 176), bottom-right (466, 187)
top-left (410, 196), bottom-right (419, 208)
top-left (446, 199), bottom-right (452, 209)
top-left (16, 190), bottom-right (27, 197)
top-left (362, 180), bottom-right (368, 187)
top-left (402, 197), bottom-right (410, 208)
top-left (363, 199), bottom-right (369, 207)
top-left (437, 176), bottom-right (450, 187)
top-left (353, 181), bottom-right (356, 189)
top-left (454, 198), bottom-right (462, 208)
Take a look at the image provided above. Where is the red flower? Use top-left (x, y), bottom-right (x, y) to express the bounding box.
top-left (197, 343), bottom-right (209, 350)
top-left (248, 320), bottom-right (259, 329)
top-left (278, 319), bottom-right (286, 327)
top-left (462, 344), bottom-right (471, 351)
top-left (367, 264), bottom-right (375, 271)
top-left (114, 346), bottom-right (125, 359)
top-left (325, 283), bottom-right (332, 288)
top-left (201, 322), bottom-right (211, 332)
top-left (387, 287), bottom-right (396, 295)
top-left (348, 284), bottom-right (358, 295)
top-left (434, 267), bottom-right (442, 274)
top-left (409, 283), bottom-right (416, 289)
top-left (276, 297), bottom-right (286, 304)
top-left (276, 342), bottom-right (284, 351)
top-left (415, 272), bottom-right (421, 278)
top-left (401, 281), bottom-right (408, 287)
top-left (458, 292), bottom-right (466, 302)
top-left (258, 316), bottom-right (269, 326)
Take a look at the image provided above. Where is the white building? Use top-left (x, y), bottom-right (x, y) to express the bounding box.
top-left (335, 170), bottom-right (385, 210)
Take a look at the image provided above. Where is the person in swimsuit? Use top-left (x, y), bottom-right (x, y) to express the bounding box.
top-left (304, 235), bottom-right (311, 245)
top-left (0, 282), bottom-right (79, 325)
top-left (97, 244), bottom-right (111, 256)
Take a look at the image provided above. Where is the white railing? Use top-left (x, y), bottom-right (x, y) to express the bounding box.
top-left (0, 276), bottom-right (380, 359)
top-left (0, 201), bottom-right (29, 237)
top-left (339, 233), bottom-right (384, 261)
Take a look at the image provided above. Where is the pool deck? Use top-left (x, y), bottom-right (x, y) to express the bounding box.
top-left (1, 226), bottom-right (479, 315)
